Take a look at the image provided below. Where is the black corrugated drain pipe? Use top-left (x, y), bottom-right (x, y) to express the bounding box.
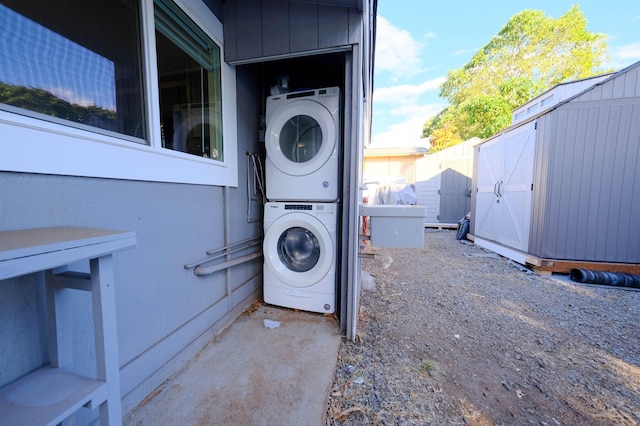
top-left (569, 268), bottom-right (640, 288)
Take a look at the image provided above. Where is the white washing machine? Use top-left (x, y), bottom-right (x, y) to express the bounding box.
top-left (265, 87), bottom-right (340, 202)
top-left (263, 201), bottom-right (337, 314)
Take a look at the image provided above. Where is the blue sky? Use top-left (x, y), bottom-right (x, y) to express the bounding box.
top-left (372, 0), bottom-right (640, 147)
top-left (0, 4), bottom-right (117, 110)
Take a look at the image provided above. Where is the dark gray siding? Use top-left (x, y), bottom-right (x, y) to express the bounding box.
top-left (224, 0), bottom-right (361, 63)
top-left (202, 0), bottom-right (224, 21)
top-left (530, 98), bottom-right (640, 262)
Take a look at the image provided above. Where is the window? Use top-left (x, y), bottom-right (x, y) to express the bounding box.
top-left (540, 95), bottom-right (555, 107)
top-left (0, 0), bottom-right (146, 140)
top-left (0, 0), bottom-right (237, 186)
top-left (154, 0), bottom-right (223, 160)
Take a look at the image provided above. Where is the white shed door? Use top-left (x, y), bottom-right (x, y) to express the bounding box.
top-left (475, 121), bottom-right (536, 251)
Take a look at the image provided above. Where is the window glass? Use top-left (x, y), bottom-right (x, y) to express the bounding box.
top-left (280, 115), bottom-right (322, 163)
top-left (277, 227), bottom-right (321, 273)
top-left (155, 0), bottom-right (223, 160)
top-left (0, 0), bottom-right (146, 139)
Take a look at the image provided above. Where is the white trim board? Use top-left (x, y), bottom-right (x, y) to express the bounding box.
top-left (474, 236), bottom-right (528, 265)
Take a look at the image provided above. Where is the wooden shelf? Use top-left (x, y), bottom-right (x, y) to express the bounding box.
top-left (0, 227), bottom-right (136, 280)
top-left (0, 227), bottom-right (136, 426)
top-left (0, 367), bottom-right (106, 426)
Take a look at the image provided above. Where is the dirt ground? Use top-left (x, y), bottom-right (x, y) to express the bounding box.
top-left (327, 229), bottom-right (640, 425)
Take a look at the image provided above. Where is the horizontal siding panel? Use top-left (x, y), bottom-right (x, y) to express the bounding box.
top-left (222, 1), bottom-right (237, 61)
top-left (289, 2), bottom-right (318, 52)
top-left (262, 0), bottom-right (290, 57)
top-left (234, 0), bottom-right (262, 60)
top-left (348, 8), bottom-right (361, 44)
top-left (225, 0), bottom-right (356, 62)
top-left (318, 5), bottom-right (349, 48)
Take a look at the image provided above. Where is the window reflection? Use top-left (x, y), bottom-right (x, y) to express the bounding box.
top-left (155, 0), bottom-right (223, 160)
top-left (0, 1), bottom-right (145, 139)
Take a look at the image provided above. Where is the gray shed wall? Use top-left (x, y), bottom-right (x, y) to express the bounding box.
top-left (530, 65), bottom-right (640, 262)
top-left (0, 67), bottom-right (264, 413)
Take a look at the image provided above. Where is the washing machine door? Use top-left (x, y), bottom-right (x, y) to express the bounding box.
top-left (264, 212), bottom-right (334, 287)
top-left (266, 100), bottom-right (336, 176)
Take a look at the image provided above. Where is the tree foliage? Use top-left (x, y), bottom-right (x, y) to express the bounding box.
top-left (0, 82), bottom-right (116, 127)
top-left (423, 5), bottom-right (609, 152)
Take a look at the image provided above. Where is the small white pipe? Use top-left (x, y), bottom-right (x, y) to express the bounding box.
top-left (194, 252), bottom-right (263, 276)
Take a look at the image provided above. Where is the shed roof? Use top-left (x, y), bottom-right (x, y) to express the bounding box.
top-left (481, 60), bottom-right (640, 146)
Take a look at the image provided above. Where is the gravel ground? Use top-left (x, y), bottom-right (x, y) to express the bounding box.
top-left (326, 229), bottom-right (640, 425)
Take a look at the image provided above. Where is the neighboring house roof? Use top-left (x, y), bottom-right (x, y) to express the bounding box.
top-left (364, 146), bottom-right (429, 158)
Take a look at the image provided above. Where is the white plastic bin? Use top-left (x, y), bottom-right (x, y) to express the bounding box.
top-left (360, 205), bottom-right (426, 248)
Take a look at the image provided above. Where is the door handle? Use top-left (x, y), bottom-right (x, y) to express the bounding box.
top-left (497, 180), bottom-right (503, 197)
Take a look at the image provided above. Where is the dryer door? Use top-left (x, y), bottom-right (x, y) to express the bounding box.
top-left (265, 100), bottom-right (336, 176)
top-left (264, 212), bottom-right (334, 287)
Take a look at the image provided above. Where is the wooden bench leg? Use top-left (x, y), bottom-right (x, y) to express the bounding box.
top-left (90, 256), bottom-right (122, 425)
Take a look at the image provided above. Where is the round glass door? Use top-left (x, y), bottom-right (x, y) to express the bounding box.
top-left (263, 211), bottom-right (333, 287)
top-left (265, 100), bottom-right (335, 176)
top-left (277, 227), bottom-right (321, 272)
top-left (279, 115), bottom-right (322, 163)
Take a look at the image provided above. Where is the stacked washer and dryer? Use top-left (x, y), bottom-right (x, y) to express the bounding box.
top-left (262, 87), bottom-right (341, 314)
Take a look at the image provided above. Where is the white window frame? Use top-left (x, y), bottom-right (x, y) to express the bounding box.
top-left (0, 0), bottom-right (237, 187)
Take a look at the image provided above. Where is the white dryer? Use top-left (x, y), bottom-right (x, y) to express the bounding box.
top-left (265, 87), bottom-right (340, 202)
top-left (263, 202), bottom-right (337, 314)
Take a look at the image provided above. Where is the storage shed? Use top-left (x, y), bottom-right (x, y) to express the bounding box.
top-left (471, 61), bottom-right (640, 273)
top-left (415, 138), bottom-right (476, 224)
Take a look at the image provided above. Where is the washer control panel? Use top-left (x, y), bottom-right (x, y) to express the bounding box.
top-left (284, 204), bottom-right (312, 210)
top-left (283, 203), bottom-right (336, 216)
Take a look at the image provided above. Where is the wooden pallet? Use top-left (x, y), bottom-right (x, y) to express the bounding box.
top-left (424, 223), bottom-right (458, 230)
top-left (473, 235), bottom-right (640, 276)
top-left (525, 255), bottom-right (640, 275)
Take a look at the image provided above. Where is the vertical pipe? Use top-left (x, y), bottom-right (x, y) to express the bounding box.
top-left (223, 186), bottom-right (232, 309)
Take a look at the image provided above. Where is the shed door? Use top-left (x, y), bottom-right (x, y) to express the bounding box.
top-left (475, 121), bottom-right (536, 251)
top-left (439, 159), bottom-right (472, 223)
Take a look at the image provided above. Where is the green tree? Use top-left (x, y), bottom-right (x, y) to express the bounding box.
top-left (423, 5), bottom-right (609, 152)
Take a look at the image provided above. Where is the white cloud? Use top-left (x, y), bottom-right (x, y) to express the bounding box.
top-left (371, 17), bottom-right (445, 148)
top-left (609, 42), bottom-right (640, 69)
top-left (371, 104), bottom-right (443, 147)
top-left (374, 77), bottom-right (446, 104)
top-left (375, 16), bottom-right (423, 78)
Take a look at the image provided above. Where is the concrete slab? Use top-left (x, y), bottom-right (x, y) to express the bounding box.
top-left (124, 305), bottom-right (341, 426)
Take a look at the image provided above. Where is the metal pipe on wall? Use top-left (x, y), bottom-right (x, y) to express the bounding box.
top-left (184, 236), bottom-right (262, 270)
top-left (194, 252), bottom-right (263, 276)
